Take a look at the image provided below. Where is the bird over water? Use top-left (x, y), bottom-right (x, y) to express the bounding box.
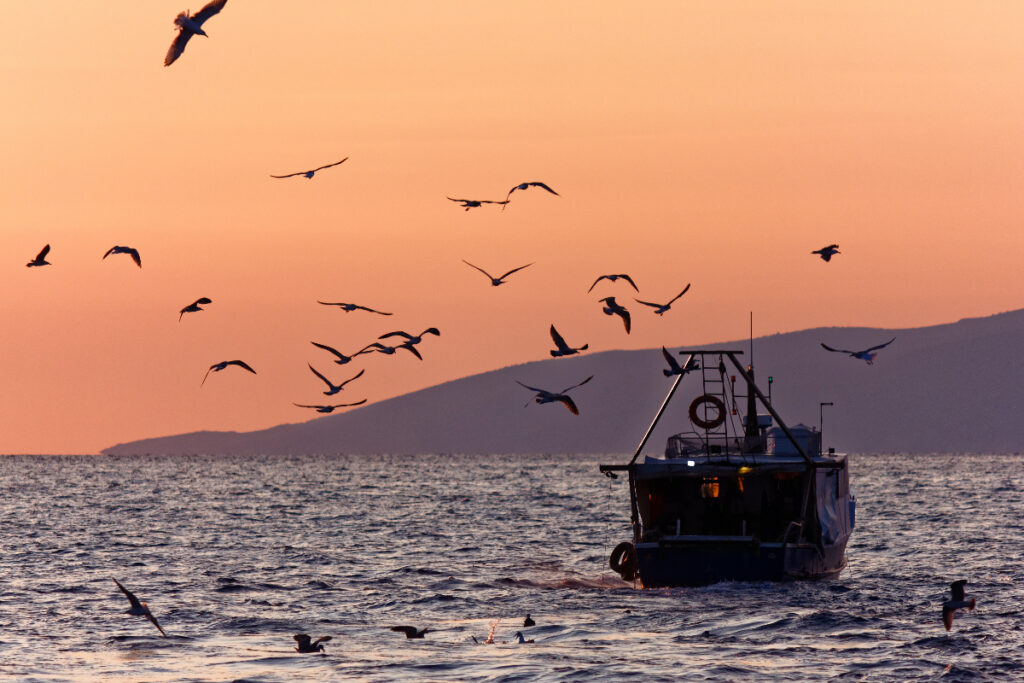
top-left (112, 578), bottom-right (166, 637)
top-left (164, 0), bottom-right (228, 67)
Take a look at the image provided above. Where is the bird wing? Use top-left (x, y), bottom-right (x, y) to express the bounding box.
top-left (332, 399), bottom-right (367, 408)
top-left (312, 636), bottom-right (333, 646)
top-left (194, 297), bottom-right (212, 306)
top-left (311, 341), bottom-right (346, 360)
top-left (398, 343), bottom-right (423, 360)
top-left (200, 367), bottom-right (214, 386)
top-left (661, 346), bottom-right (682, 372)
top-left (228, 360), bottom-right (257, 374)
top-left (293, 403), bottom-right (320, 409)
top-left (619, 274), bottom-right (639, 292)
top-left (528, 182), bottom-right (559, 196)
top-left (862, 337), bottom-right (896, 353)
top-left (358, 342), bottom-right (387, 354)
top-left (561, 374), bottom-right (594, 394)
top-left (307, 363), bottom-right (333, 388)
top-left (482, 199), bottom-right (510, 205)
top-left (102, 246), bottom-right (117, 259)
top-left (357, 305), bottom-right (392, 315)
top-left (447, 197), bottom-right (472, 204)
top-left (666, 283), bottom-right (691, 305)
top-left (462, 259), bottom-right (494, 280)
top-left (36, 244), bottom-right (50, 260)
top-left (269, 170), bottom-right (306, 179)
top-left (128, 248), bottom-right (141, 267)
top-left (146, 610), bottom-right (167, 637)
top-left (164, 30), bottom-right (194, 67)
top-left (621, 309), bottom-right (631, 333)
top-left (310, 157), bottom-right (348, 173)
top-left (339, 368), bottom-right (365, 387)
top-left (587, 275), bottom-right (608, 293)
top-left (497, 263), bottom-right (533, 280)
top-left (549, 325), bottom-right (569, 351)
top-left (633, 298), bottom-right (661, 309)
top-left (316, 301), bottom-right (350, 308)
top-left (193, 0), bottom-right (229, 26)
top-left (379, 331), bottom-right (413, 341)
top-left (113, 578), bottom-right (142, 609)
top-left (515, 380), bottom-right (547, 394)
top-left (554, 395), bottom-right (579, 415)
top-left (950, 580), bottom-right (967, 601)
top-left (820, 343), bottom-right (853, 355)
top-left (421, 327), bottom-right (440, 337)
top-left (391, 626), bottom-right (416, 636)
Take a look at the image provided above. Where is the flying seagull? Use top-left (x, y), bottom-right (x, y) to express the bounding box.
top-left (811, 244), bottom-right (840, 262)
top-left (112, 578), bottom-right (166, 637)
top-left (358, 341), bottom-right (423, 360)
top-left (588, 273), bottom-right (638, 293)
top-left (271, 157), bottom-right (348, 180)
top-left (549, 325), bottom-right (588, 357)
top-left (103, 246), bottom-right (141, 268)
top-left (201, 359), bottom-right (256, 386)
top-left (942, 579), bottom-right (976, 631)
top-left (599, 297), bottom-right (631, 334)
top-left (447, 197), bottom-right (509, 211)
top-left (391, 626), bottom-right (430, 639)
top-left (311, 341), bottom-right (362, 365)
top-left (294, 634), bottom-right (332, 653)
top-left (634, 284), bottom-right (692, 315)
top-left (179, 297), bottom-right (212, 321)
top-left (820, 337), bottom-right (895, 365)
top-left (164, 0), bottom-right (228, 67)
top-left (516, 375), bottom-right (594, 416)
top-left (317, 301), bottom-right (392, 315)
top-left (293, 400), bottom-right (367, 413)
top-left (461, 259), bottom-right (533, 286)
top-left (379, 328), bottom-right (440, 346)
top-left (504, 181), bottom-right (560, 207)
top-left (308, 364), bottom-right (364, 396)
top-left (661, 347), bottom-right (700, 377)
top-left (26, 244), bottom-right (51, 268)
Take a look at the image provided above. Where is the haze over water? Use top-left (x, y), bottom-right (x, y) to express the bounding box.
top-left (2, 452), bottom-right (1020, 681)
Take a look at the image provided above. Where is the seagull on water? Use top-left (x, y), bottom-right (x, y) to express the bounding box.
top-left (271, 157), bottom-right (348, 180)
top-left (942, 579), bottom-right (976, 631)
top-left (294, 634), bottom-right (332, 653)
top-left (201, 359), bottom-right (256, 386)
top-left (112, 578), bottom-right (166, 637)
top-left (514, 631), bottom-right (535, 644)
top-left (391, 626), bottom-right (430, 639)
top-left (164, 0), bottom-right (228, 67)
top-left (103, 246), bottom-right (141, 268)
top-left (588, 273), bottom-right (638, 293)
top-left (462, 259), bottom-right (533, 287)
top-left (311, 341), bottom-right (363, 365)
top-left (549, 325), bottom-right (588, 357)
top-left (661, 347), bottom-right (700, 377)
top-left (179, 297), bottom-right (212, 321)
top-left (293, 400), bottom-right (367, 413)
top-left (447, 197), bottom-right (509, 211)
top-left (317, 301), bottom-right (392, 315)
top-left (634, 284), bottom-right (691, 316)
top-left (599, 297), bottom-right (631, 334)
top-left (811, 244), bottom-right (840, 262)
top-left (523, 614), bottom-right (535, 627)
top-left (26, 244), bottom-right (51, 268)
top-left (503, 181), bottom-right (560, 208)
top-left (308, 364), bottom-right (364, 396)
top-left (820, 337), bottom-right (895, 365)
top-left (516, 375), bottom-right (593, 416)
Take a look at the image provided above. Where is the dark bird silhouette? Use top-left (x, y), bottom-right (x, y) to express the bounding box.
top-left (294, 634), bottom-right (332, 653)
top-left (514, 631), bottom-right (535, 644)
top-left (462, 259), bottom-right (533, 286)
top-left (311, 341), bottom-right (362, 365)
top-left (26, 244), bottom-right (51, 268)
top-left (599, 296), bottom-right (631, 334)
top-left (358, 341), bottom-right (423, 360)
top-left (811, 244), bottom-right (840, 262)
top-left (201, 359), bottom-right (256, 386)
top-left (504, 181), bottom-right (559, 207)
top-left (112, 579), bottom-right (166, 637)
top-left (308, 364), bottom-right (364, 396)
top-left (391, 626), bottom-right (430, 639)
top-left (179, 297), bottom-right (212, 321)
top-left (549, 325), bottom-right (588, 357)
top-left (523, 614), bottom-right (535, 627)
top-left (164, 0), bottom-right (228, 67)
top-left (379, 328), bottom-right (440, 346)
top-left (317, 301), bottom-right (392, 315)
top-left (588, 273), bottom-right (638, 293)
top-left (516, 375), bottom-right (593, 416)
top-left (293, 400), bottom-right (367, 413)
top-left (271, 157), bottom-right (348, 180)
top-left (634, 284), bottom-right (691, 315)
top-left (447, 197), bottom-right (509, 211)
top-left (103, 246), bottom-right (142, 268)
top-left (661, 347), bottom-right (700, 377)
top-left (820, 337), bottom-right (895, 365)
top-left (942, 580), bottom-right (976, 631)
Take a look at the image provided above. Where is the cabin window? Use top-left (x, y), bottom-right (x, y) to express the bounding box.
top-left (700, 477), bottom-right (720, 498)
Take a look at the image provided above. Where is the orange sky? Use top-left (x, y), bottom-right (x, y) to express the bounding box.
top-left (2, 2), bottom-right (1023, 454)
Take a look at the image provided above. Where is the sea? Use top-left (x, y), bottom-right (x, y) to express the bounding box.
top-left (0, 452), bottom-right (1021, 682)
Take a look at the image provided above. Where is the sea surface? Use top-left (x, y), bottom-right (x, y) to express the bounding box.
top-left (0, 453), bottom-right (1021, 682)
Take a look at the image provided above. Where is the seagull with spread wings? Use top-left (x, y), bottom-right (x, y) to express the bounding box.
top-left (26, 244), bottom-right (51, 268)
top-left (201, 359), bottom-right (256, 386)
top-left (462, 260), bottom-right (533, 286)
top-left (103, 246), bottom-right (142, 268)
top-left (516, 375), bottom-right (593, 416)
top-left (549, 325), bottom-right (588, 357)
top-left (293, 400), bottom-right (367, 414)
top-left (294, 634), bottom-right (332, 653)
top-left (179, 297), bottom-right (212, 321)
top-left (820, 337), bottom-right (895, 364)
top-left (599, 297), bottom-right (631, 334)
top-left (661, 347), bottom-right (700, 377)
top-left (164, 0), bottom-right (229, 67)
top-left (811, 244), bottom-right (840, 262)
top-left (447, 197), bottom-right (509, 211)
top-left (311, 341), bottom-right (363, 365)
top-left (308, 364), bottom-right (364, 396)
top-left (317, 301), bottom-right (392, 315)
top-left (112, 579), bottom-right (166, 637)
top-left (941, 579), bottom-right (976, 631)
top-left (502, 181), bottom-right (559, 209)
top-left (635, 284), bottom-right (691, 315)
top-left (271, 157), bottom-right (348, 180)
top-left (588, 273), bottom-right (638, 293)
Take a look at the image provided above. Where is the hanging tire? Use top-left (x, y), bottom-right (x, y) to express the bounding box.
top-left (609, 541), bottom-right (638, 580)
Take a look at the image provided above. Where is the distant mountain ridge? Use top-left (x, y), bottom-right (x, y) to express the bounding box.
top-left (103, 309), bottom-right (1024, 455)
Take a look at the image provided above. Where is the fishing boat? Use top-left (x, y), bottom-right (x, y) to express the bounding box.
top-left (599, 349), bottom-right (854, 587)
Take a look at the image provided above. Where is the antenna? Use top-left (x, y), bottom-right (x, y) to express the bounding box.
top-left (749, 311), bottom-right (753, 369)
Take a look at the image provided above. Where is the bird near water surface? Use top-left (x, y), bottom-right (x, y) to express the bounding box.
top-left (112, 578), bottom-right (166, 637)
top-left (271, 157), bottom-right (348, 180)
top-left (201, 359), bottom-right (257, 386)
top-left (26, 244), bottom-right (51, 267)
top-left (164, 0), bottom-right (228, 67)
top-left (461, 259), bottom-right (533, 286)
top-left (391, 626), bottom-right (430, 639)
top-left (103, 246), bottom-right (142, 268)
top-left (820, 337), bottom-right (896, 365)
top-left (941, 580), bottom-right (976, 631)
top-left (523, 614), bottom-right (535, 627)
top-left (634, 284), bottom-right (692, 315)
top-left (294, 634), bottom-right (332, 653)
top-left (516, 375), bottom-right (594, 416)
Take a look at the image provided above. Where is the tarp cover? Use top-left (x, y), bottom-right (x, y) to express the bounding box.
top-left (816, 468), bottom-right (850, 545)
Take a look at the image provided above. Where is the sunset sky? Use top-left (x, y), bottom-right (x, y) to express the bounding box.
top-left (3, 2), bottom-right (1023, 454)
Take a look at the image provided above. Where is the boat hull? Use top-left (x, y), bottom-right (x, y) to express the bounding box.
top-left (635, 538), bottom-right (847, 587)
